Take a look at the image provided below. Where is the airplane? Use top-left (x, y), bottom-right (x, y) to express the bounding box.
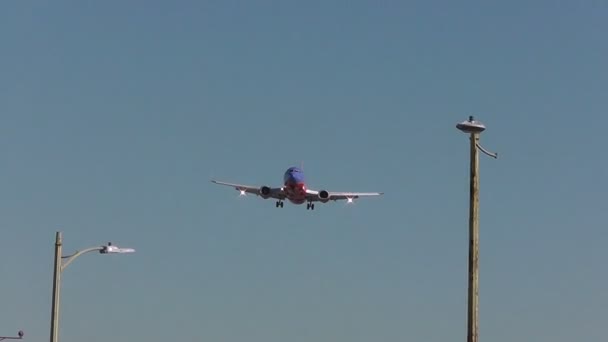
top-left (211, 166), bottom-right (383, 210)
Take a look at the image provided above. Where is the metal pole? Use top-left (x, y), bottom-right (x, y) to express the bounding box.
top-left (50, 232), bottom-right (62, 342)
top-left (46, 232), bottom-right (133, 342)
top-left (467, 133), bottom-right (480, 342)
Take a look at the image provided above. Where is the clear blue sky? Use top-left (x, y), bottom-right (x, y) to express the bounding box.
top-left (1, 1), bottom-right (606, 341)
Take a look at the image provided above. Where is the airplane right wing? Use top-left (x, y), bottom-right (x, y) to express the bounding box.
top-left (211, 180), bottom-right (285, 199)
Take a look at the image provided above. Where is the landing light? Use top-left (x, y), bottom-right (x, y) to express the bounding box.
top-left (347, 197), bottom-right (354, 203)
top-left (239, 189), bottom-right (246, 196)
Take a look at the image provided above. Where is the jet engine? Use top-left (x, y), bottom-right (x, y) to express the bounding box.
top-left (318, 190), bottom-right (330, 203)
top-left (259, 186), bottom-right (272, 198)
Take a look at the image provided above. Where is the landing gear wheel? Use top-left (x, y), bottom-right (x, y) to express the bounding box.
top-left (276, 201), bottom-right (284, 208)
top-left (306, 202), bottom-right (315, 210)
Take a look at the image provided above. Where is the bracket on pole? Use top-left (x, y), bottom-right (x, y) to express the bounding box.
top-left (0, 331), bottom-right (24, 341)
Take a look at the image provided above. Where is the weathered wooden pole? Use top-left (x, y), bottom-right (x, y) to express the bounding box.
top-left (456, 116), bottom-right (497, 342)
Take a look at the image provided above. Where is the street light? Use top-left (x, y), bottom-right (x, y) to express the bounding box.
top-left (0, 331), bottom-right (24, 341)
top-left (49, 231), bottom-right (134, 342)
top-left (456, 116), bottom-right (497, 342)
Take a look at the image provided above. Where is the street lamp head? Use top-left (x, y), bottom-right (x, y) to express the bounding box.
top-left (456, 115), bottom-right (486, 134)
top-left (100, 243), bottom-right (136, 254)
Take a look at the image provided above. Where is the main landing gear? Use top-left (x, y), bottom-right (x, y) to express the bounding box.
top-left (275, 200), bottom-right (315, 210)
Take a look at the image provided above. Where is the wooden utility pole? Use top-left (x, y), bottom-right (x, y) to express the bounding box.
top-left (467, 132), bottom-right (480, 342)
top-left (456, 116), bottom-right (497, 342)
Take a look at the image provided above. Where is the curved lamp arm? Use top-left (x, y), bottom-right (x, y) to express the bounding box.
top-left (61, 247), bottom-right (103, 271)
top-left (0, 330), bottom-right (24, 340)
top-left (476, 142), bottom-right (498, 159)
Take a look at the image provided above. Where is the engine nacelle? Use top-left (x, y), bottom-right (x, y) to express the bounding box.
top-left (259, 186), bottom-right (272, 198)
top-left (318, 190), bottom-right (330, 203)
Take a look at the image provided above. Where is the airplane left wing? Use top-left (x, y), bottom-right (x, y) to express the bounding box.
top-left (211, 180), bottom-right (285, 199)
top-left (305, 189), bottom-right (383, 202)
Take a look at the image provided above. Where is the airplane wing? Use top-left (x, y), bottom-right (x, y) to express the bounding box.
top-left (211, 180), bottom-right (285, 199)
top-left (305, 189), bottom-right (383, 202)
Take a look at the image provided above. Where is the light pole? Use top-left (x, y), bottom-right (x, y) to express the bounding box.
top-left (49, 231), bottom-right (135, 342)
top-left (456, 116), bottom-right (497, 342)
top-left (0, 331), bottom-right (24, 341)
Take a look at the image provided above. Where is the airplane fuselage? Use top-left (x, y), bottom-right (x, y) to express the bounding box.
top-left (283, 167), bottom-right (307, 204)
